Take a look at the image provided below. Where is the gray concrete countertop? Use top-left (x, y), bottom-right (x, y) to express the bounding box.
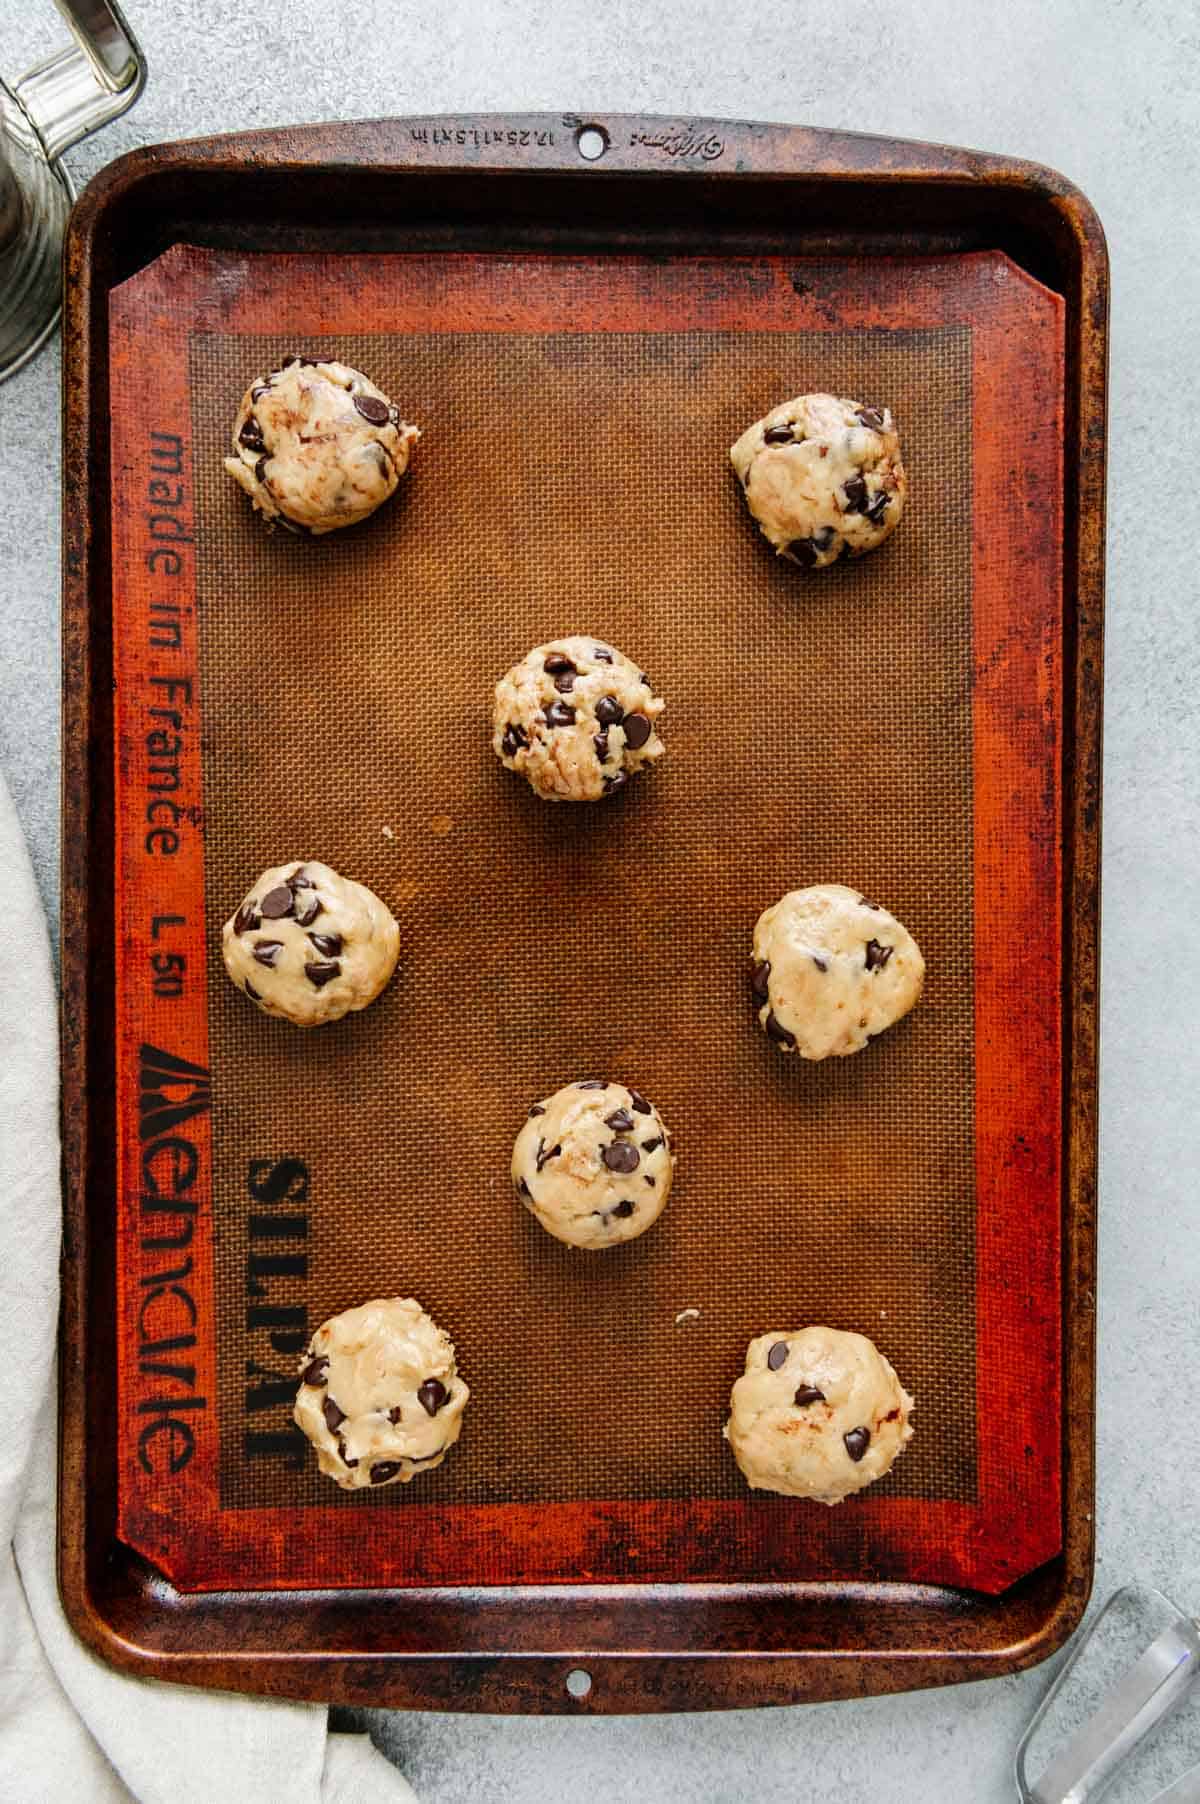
top-left (2, 1), bottom-right (1196, 1798)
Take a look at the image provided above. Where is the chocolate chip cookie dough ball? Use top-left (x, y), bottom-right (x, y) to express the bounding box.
top-left (750, 883), bottom-right (924, 1059)
top-left (222, 859), bottom-right (399, 1027)
top-left (493, 636), bottom-right (665, 801)
top-left (512, 1079), bottom-right (674, 1249)
top-left (224, 355), bottom-right (420, 535)
top-left (730, 393), bottom-right (906, 570)
top-left (294, 1297), bottom-right (469, 1490)
top-left (725, 1325), bottom-right (914, 1504)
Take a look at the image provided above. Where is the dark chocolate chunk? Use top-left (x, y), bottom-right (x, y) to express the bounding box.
top-left (577, 1079), bottom-right (607, 1090)
top-left (233, 902), bottom-right (260, 936)
top-left (322, 1396), bottom-right (346, 1434)
top-left (603, 771), bottom-right (627, 795)
top-left (252, 939), bottom-right (284, 968)
top-left (605, 1108), bottom-right (635, 1131)
top-left (353, 392), bottom-right (391, 426)
top-left (300, 1355), bottom-right (328, 1386)
top-left (623, 712), bottom-right (652, 749)
top-left (763, 424), bottom-right (794, 444)
top-left (238, 416), bottom-right (265, 450)
top-left (603, 1140), bottom-right (640, 1173)
top-left (255, 454), bottom-right (269, 484)
top-left (841, 473), bottom-right (868, 513)
top-left (765, 1010), bottom-right (795, 1046)
top-left (611, 1200), bottom-right (635, 1219)
top-left (553, 670), bottom-right (576, 694)
top-left (528, 1103), bottom-right (546, 1117)
top-left (865, 939), bottom-right (894, 972)
top-left (250, 381), bottom-right (272, 401)
top-left (767, 1341), bottom-right (789, 1371)
top-left (305, 960), bottom-right (341, 987)
top-left (639, 672), bottom-right (651, 687)
top-left (417, 1378), bottom-right (448, 1416)
top-left (812, 956), bottom-right (829, 973)
top-left (629, 1089), bottom-right (652, 1114)
top-left (517, 1176), bottom-right (531, 1198)
top-left (244, 980), bottom-right (261, 1000)
top-left (865, 490), bottom-right (890, 525)
top-left (786, 537), bottom-right (820, 569)
top-left (645, 1175), bottom-right (656, 1187)
top-left (593, 730), bottom-right (610, 763)
top-left (289, 868), bottom-right (317, 888)
top-left (793, 1385), bottom-right (826, 1407)
top-left (844, 1426), bottom-right (871, 1462)
top-left (640, 1135), bottom-right (664, 1154)
top-left (544, 699), bottom-right (576, 728)
top-left (337, 1438), bottom-right (359, 1468)
top-left (501, 722), bottom-right (529, 759)
top-left (535, 1138), bottom-right (563, 1172)
top-left (814, 525), bottom-right (836, 548)
top-left (260, 884), bottom-right (295, 920)
top-left (595, 694), bottom-right (624, 726)
top-left (307, 931), bottom-right (343, 958)
top-left (388, 1405), bottom-right (404, 1423)
top-left (750, 958), bottom-right (771, 1000)
top-left (282, 354), bottom-right (300, 367)
top-left (593, 645), bottom-right (613, 663)
top-left (856, 406), bottom-right (886, 430)
top-left (389, 404), bottom-right (402, 425)
top-left (543, 653), bottom-right (576, 675)
top-left (292, 889), bottom-right (322, 927)
top-left (370, 1460), bottom-right (402, 1484)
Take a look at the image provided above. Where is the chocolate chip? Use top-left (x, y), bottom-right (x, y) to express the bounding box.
top-left (322, 1396), bottom-right (346, 1434)
top-left (544, 700), bottom-right (576, 728)
top-left (233, 902), bottom-right (260, 935)
top-left (300, 1355), bottom-right (328, 1386)
top-left (370, 1460), bottom-right (403, 1484)
top-left (814, 526), bottom-right (836, 548)
top-left (595, 695), bottom-right (624, 726)
top-left (629, 1090), bottom-right (652, 1114)
top-left (593, 645), bottom-right (613, 663)
top-left (292, 889), bottom-right (321, 927)
top-left (605, 1108), bottom-right (635, 1130)
top-left (238, 416), bottom-right (265, 450)
top-left (603, 772), bottom-right (627, 795)
top-left (290, 868), bottom-right (317, 888)
top-left (517, 1177), bottom-right (531, 1198)
top-left (578, 1079), bottom-right (607, 1090)
top-left (528, 1103), bottom-right (546, 1117)
top-left (593, 730), bottom-right (610, 763)
top-left (305, 960), bottom-right (341, 987)
top-left (282, 354), bottom-right (300, 367)
top-left (844, 1426), bottom-right (871, 1462)
top-left (250, 381), bottom-right (272, 401)
top-left (603, 1140), bottom-right (640, 1173)
top-left (639, 672), bottom-right (651, 687)
top-left (763, 424), bottom-right (793, 444)
top-left (750, 958), bottom-right (771, 1000)
top-left (338, 1438), bottom-right (358, 1468)
top-left (353, 392), bottom-right (391, 426)
top-left (418, 1378), bottom-right (448, 1416)
top-left (260, 885), bottom-right (295, 920)
top-left (554, 671), bottom-right (576, 694)
top-left (812, 956), bottom-right (828, 973)
top-left (786, 538), bottom-right (820, 569)
top-left (501, 723), bottom-right (529, 759)
top-left (842, 474), bottom-right (868, 513)
top-left (856, 406), bottom-right (886, 430)
top-left (883, 1407), bottom-right (901, 1423)
top-left (535, 1138), bottom-right (562, 1172)
top-left (767, 1341), bottom-right (789, 1371)
top-left (307, 931), bottom-right (343, 958)
top-left (640, 1135), bottom-right (664, 1153)
top-left (765, 1011), bottom-right (795, 1046)
top-left (645, 1175), bottom-right (656, 1187)
top-left (623, 712), bottom-right (652, 749)
top-left (865, 490), bottom-right (890, 525)
top-left (255, 454), bottom-right (269, 484)
top-left (543, 653), bottom-right (576, 675)
top-left (244, 980), bottom-right (261, 1000)
top-left (252, 939), bottom-right (284, 968)
top-left (865, 939), bottom-right (894, 972)
top-left (611, 1200), bottom-right (635, 1218)
top-left (794, 1385), bottom-right (826, 1407)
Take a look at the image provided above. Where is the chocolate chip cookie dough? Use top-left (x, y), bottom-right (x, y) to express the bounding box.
top-left (750, 883), bottom-right (924, 1059)
top-left (512, 1080), bottom-right (675, 1248)
top-left (493, 636), bottom-right (665, 801)
top-left (730, 393), bottom-right (906, 570)
top-left (294, 1297), bottom-right (469, 1490)
top-left (725, 1325), bottom-right (914, 1504)
top-left (224, 355), bottom-right (420, 535)
top-left (222, 859), bottom-right (399, 1026)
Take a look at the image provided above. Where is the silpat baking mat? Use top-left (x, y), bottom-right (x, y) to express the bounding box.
top-left (108, 245), bottom-right (1063, 1594)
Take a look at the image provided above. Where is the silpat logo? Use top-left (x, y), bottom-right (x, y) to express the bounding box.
top-left (139, 1043), bottom-right (211, 1139)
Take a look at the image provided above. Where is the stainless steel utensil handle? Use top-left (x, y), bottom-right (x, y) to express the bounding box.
top-left (13, 0), bottom-right (145, 163)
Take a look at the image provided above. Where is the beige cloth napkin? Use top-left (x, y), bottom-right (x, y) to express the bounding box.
top-left (0, 769), bottom-right (418, 1803)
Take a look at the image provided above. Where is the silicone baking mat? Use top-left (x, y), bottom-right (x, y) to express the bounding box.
top-left (108, 245), bottom-right (1063, 1595)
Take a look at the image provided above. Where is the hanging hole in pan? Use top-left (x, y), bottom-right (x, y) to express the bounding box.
top-left (575, 125), bottom-right (609, 162)
top-left (565, 1667), bottom-right (593, 1698)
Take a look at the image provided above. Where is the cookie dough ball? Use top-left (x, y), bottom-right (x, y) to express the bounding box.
top-left (222, 859), bottom-right (399, 1027)
top-left (224, 355), bottom-right (420, 535)
top-left (493, 636), bottom-right (665, 802)
top-left (512, 1079), bottom-right (674, 1249)
top-left (725, 1325), bottom-right (914, 1504)
top-left (730, 393), bottom-right (906, 570)
top-left (294, 1297), bottom-right (469, 1490)
top-left (751, 883), bottom-right (923, 1059)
